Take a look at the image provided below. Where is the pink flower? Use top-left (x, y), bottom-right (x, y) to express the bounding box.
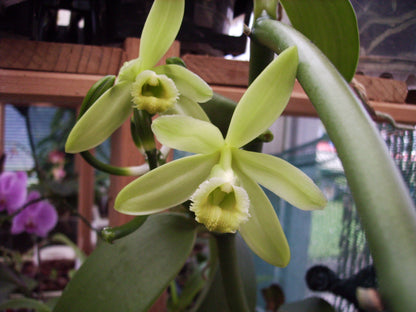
top-left (0, 171), bottom-right (28, 214)
top-left (48, 150), bottom-right (65, 165)
top-left (11, 191), bottom-right (58, 237)
top-left (52, 166), bottom-right (66, 182)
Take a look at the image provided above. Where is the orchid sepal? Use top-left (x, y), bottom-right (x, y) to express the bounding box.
top-left (164, 95), bottom-right (210, 122)
top-left (233, 148), bottom-right (327, 210)
top-left (152, 115), bottom-right (224, 154)
top-left (235, 167), bottom-right (290, 267)
top-left (65, 82), bottom-right (133, 153)
top-left (139, 0), bottom-right (185, 70)
top-left (154, 65), bottom-right (213, 102)
top-left (225, 46), bottom-right (299, 148)
top-left (115, 152), bottom-right (220, 215)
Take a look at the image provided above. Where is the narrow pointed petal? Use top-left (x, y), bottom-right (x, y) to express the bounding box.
top-left (235, 168), bottom-right (290, 267)
top-left (164, 95), bottom-right (210, 122)
top-left (65, 82), bottom-right (132, 153)
top-left (139, 0), bottom-right (184, 69)
top-left (154, 65), bottom-right (213, 102)
top-left (225, 46), bottom-right (298, 148)
top-left (233, 149), bottom-right (327, 210)
top-left (115, 153), bottom-right (220, 215)
top-left (152, 116), bottom-right (224, 154)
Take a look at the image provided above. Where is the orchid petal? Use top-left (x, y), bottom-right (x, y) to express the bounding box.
top-left (152, 116), bottom-right (224, 154)
top-left (233, 149), bottom-right (327, 210)
top-left (115, 153), bottom-right (220, 215)
top-left (65, 82), bottom-right (132, 153)
top-left (0, 171), bottom-right (27, 214)
top-left (154, 65), bottom-right (213, 102)
top-left (139, 0), bottom-right (184, 69)
top-left (225, 46), bottom-right (298, 148)
top-left (235, 167), bottom-right (290, 267)
top-left (164, 95), bottom-right (210, 122)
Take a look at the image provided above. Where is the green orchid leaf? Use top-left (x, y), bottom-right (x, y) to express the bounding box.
top-left (152, 116), bottom-right (224, 154)
top-left (115, 153), bottom-right (220, 215)
top-left (53, 213), bottom-right (196, 312)
top-left (280, 0), bottom-right (359, 82)
top-left (165, 95), bottom-right (210, 122)
top-left (235, 168), bottom-right (290, 267)
top-left (65, 82), bottom-right (132, 153)
top-left (225, 46), bottom-right (298, 148)
top-left (139, 0), bottom-right (185, 69)
top-left (154, 65), bottom-right (213, 103)
top-left (0, 298), bottom-right (52, 312)
top-left (233, 149), bottom-right (327, 210)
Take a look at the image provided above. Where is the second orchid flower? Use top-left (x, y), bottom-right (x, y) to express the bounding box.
top-left (65, 0), bottom-right (212, 154)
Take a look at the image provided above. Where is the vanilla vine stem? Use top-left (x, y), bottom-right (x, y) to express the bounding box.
top-left (250, 18), bottom-right (416, 312)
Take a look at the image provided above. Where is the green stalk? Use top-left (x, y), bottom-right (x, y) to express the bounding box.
top-left (80, 151), bottom-right (148, 176)
top-left (251, 19), bottom-right (416, 311)
top-left (250, 2), bottom-right (276, 85)
top-left (101, 216), bottom-right (148, 243)
top-left (215, 234), bottom-right (250, 312)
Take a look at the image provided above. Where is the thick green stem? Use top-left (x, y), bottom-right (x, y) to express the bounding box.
top-left (251, 19), bottom-right (416, 311)
top-left (249, 40), bottom-right (275, 86)
top-left (80, 151), bottom-right (148, 176)
top-left (101, 216), bottom-right (148, 243)
top-left (215, 233), bottom-right (250, 312)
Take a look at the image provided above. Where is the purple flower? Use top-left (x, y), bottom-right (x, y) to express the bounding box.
top-left (0, 171), bottom-right (28, 214)
top-left (11, 191), bottom-right (58, 237)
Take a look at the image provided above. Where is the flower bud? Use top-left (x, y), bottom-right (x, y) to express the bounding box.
top-left (131, 70), bottom-right (179, 114)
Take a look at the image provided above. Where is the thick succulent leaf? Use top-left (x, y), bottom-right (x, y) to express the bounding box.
top-left (154, 65), bottom-right (213, 103)
top-left (235, 167), bottom-right (290, 267)
top-left (281, 0), bottom-right (359, 82)
top-left (115, 153), bottom-right (220, 215)
top-left (65, 82), bottom-right (132, 153)
top-left (152, 116), bottom-right (224, 154)
top-left (225, 46), bottom-right (298, 148)
top-left (53, 213), bottom-right (196, 312)
top-left (164, 95), bottom-right (210, 121)
top-left (139, 0), bottom-right (184, 69)
top-left (233, 149), bottom-right (327, 210)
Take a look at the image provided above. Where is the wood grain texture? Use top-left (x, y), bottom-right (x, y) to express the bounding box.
top-left (0, 38), bottom-right (124, 75)
top-left (0, 69), bottom-right (102, 106)
top-left (182, 54), bottom-right (249, 87)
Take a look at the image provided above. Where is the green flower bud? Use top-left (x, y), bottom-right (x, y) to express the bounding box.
top-left (131, 70), bottom-right (179, 114)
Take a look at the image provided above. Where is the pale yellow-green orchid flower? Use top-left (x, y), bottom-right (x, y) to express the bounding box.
top-left (65, 0), bottom-right (212, 153)
top-left (115, 46), bottom-right (327, 267)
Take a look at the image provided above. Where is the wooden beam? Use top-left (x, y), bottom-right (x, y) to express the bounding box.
top-left (0, 38), bottom-right (123, 75)
top-left (1, 68), bottom-right (414, 124)
top-left (0, 69), bottom-right (102, 106)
